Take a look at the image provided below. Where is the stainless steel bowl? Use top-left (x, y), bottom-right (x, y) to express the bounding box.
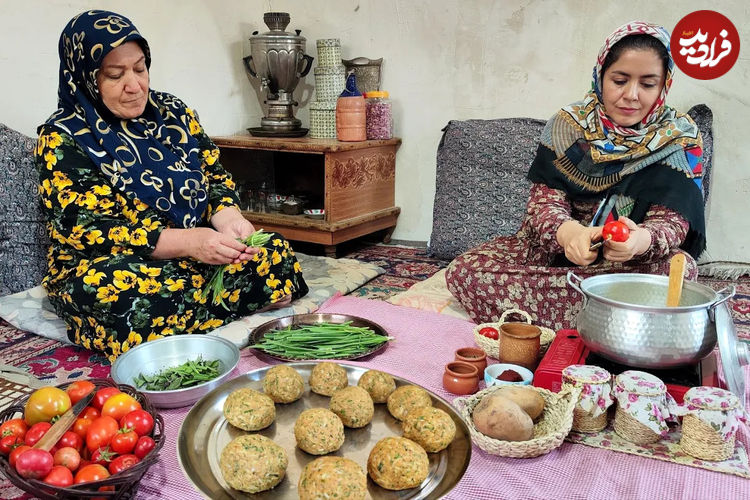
top-left (111, 335), bottom-right (240, 408)
top-left (567, 272), bottom-right (734, 368)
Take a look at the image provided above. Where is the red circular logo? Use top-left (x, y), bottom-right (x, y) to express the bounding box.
top-left (671, 10), bottom-right (740, 80)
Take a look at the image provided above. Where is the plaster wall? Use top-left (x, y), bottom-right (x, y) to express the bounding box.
top-left (1, 0), bottom-right (747, 261)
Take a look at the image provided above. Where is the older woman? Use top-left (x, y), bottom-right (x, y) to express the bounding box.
top-left (36, 10), bottom-right (308, 361)
top-left (446, 21), bottom-right (705, 330)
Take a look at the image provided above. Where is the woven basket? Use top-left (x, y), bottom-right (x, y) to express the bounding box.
top-left (473, 309), bottom-right (555, 360)
top-left (680, 413), bottom-right (735, 461)
top-left (453, 385), bottom-right (578, 458)
top-left (0, 378), bottom-right (164, 500)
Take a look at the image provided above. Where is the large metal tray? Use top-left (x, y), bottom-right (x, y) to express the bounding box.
top-left (177, 362), bottom-right (471, 499)
top-left (248, 313), bottom-right (390, 361)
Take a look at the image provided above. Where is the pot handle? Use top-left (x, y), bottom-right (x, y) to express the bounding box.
top-left (243, 55), bottom-right (257, 78)
top-left (567, 271), bottom-right (584, 295)
top-left (710, 285), bottom-right (736, 311)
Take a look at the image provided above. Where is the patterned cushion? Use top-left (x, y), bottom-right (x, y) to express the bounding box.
top-left (0, 124), bottom-right (49, 296)
top-left (428, 117), bottom-right (546, 260)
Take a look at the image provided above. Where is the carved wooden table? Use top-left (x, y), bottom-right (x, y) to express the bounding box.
top-left (211, 135), bottom-right (401, 257)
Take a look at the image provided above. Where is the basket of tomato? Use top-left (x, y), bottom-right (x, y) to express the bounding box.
top-left (0, 378), bottom-right (164, 499)
top-left (473, 309), bottom-right (556, 361)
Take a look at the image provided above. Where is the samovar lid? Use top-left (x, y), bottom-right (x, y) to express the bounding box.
top-left (251, 11), bottom-right (306, 42)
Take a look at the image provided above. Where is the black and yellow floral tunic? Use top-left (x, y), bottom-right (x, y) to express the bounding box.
top-left (35, 121), bottom-right (308, 362)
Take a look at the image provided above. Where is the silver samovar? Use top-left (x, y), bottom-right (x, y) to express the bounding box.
top-left (243, 12), bottom-right (314, 136)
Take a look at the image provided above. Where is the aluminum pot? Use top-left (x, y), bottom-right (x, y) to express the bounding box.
top-left (567, 272), bottom-right (734, 368)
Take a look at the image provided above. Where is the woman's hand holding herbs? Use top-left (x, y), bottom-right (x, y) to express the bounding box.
top-left (210, 207), bottom-right (258, 263)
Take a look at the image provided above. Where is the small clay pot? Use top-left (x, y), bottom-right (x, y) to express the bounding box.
top-left (455, 347), bottom-right (488, 378)
top-left (499, 322), bottom-right (541, 370)
top-left (442, 361), bottom-right (479, 395)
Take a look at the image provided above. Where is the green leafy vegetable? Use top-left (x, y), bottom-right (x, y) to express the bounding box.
top-left (248, 321), bottom-right (392, 359)
top-left (202, 229), bottom-right (273, 310)
top-left (133, 357), bottom-right (221, 391)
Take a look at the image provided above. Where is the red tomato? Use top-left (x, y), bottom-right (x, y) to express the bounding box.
top-left (23, 387), bottom-right (71, 425)
top-left (74, 463), bottom-right (110, 484)
top-left (602, 220), bottom-right (630, 243)
top-left (133, 436), bottom-right (156, 459)
top-left (120, 410), bottom-right (154, 436)
top-left (90, 446), bottom-right (116, 466)
top-left (80, 407), bottom-right (101, 420)
top-left (110, 429), bottom-right (138, 454)
top-left (42, 464), bottom-right (74, 487)
top-left (479, 327), bottom-right (499, 340)
top-left (56, 430), bottom-right (83, 452)
top-left (108, 454), bottom-right (140, 475)
top-left (86, 416), bottom-right (119, 453)
top-left (91, 387), bottom-right (121, 411)
top-left (9, 445), bottom-right (31, 468)
top-left (0, 434), bottom-right (23, 455)
top-left (15, 448), bottom-right (54, 479)
top-left (53, 446), bottom-right (81, 471)
top-left (24, 422), bottom-right (52, 446)
top-left (73, 417), bottom-right (93, 440)
top-left (0, 418), bottom-right (28, 440)
top-left (66, 380), bottom-right (96, 405)
top-left (101, 393), bottom-right (141, 421)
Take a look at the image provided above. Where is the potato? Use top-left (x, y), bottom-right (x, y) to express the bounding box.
top-left (472, 394), bottom-right (533, 441)
top-left (492, 386), bottom-right (545, 421)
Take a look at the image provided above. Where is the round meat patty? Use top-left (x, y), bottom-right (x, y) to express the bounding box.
top-left (223, 387), bottom-right (275, 431)
top-left (298, 456), bottom-right (367, 500)
top-left (263, 364), bottom-right (305, 403)
top-left (367, 436), bottom-right (429, 490)
top-left (294, 408), bottom-right (345, 455)
top-left (357, 369), bottom-right (396, 403)
top-left (402, 406), bottom-right (456, 452)
top-left (329, 386), bottom-right (374, 428)
top-left (386, 384), bottom-right (432, 421)
top-left (219, 434), bottom-right (287, 493)
top-left (309, 362), bottom-right (349, 396)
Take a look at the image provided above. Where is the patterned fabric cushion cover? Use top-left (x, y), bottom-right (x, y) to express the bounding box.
top-left (427, 106), bottom-right (713, 260)
top-left (427, 117), bottom-right (546, 260)
top-left (0, 252), bottom-right (383, 348)
top-left (0, 123), bottom-right (50, 296)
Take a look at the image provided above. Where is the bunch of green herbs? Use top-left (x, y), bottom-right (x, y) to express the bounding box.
top-left (134, 357), bottom-right (221, 391)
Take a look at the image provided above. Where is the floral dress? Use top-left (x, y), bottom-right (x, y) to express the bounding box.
top-left (35, 121), bottom-right (308, 362)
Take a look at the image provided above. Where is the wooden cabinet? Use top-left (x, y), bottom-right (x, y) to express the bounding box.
top-left (211, 135), bottom-right (401, 256)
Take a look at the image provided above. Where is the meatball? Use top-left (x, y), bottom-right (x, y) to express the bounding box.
top-left (402, 406), bottom-right (457, 452)
top-left (294, 408), bottom-right (345, 455)
top-left (386, 384), bottom-right (432, 421)
top-left (223, 388), bottom-right (275, 431)
top-left (329, 386), bottom-right (374, 428)
top-left (263, 364), bottom-right (305, 403)
top-left (309, 362), bottom-right (349, 396)
top-left (367, 436), bottom-right (429, 490)
top-left (298, 456), bottom-right (367, 500)
top-left (219, 434), bottom-right (287, 493)
top-left (357, 369), bottom-right (396, 403)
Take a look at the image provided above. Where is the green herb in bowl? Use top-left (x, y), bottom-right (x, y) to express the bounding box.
top-left (248, 321), bottom-right (392, 359)
top-left (134, 357), bottom-right (221, 391)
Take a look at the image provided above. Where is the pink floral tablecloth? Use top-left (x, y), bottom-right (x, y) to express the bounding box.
top-left (11, 295), bottom-right (746, 500)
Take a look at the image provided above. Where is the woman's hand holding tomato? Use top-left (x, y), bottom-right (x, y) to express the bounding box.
top-left (556, 220), bottom-right (601, 266)
top-left (600, 217), bottom-right (652, 263)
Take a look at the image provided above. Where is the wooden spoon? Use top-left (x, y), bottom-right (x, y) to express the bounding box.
top-left (666, 253), bottom-right (687, 307)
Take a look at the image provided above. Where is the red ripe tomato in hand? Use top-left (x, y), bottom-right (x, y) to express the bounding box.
top-left (42, 465), bottom-right (74, 487)
top-left (110, 428), bottom-right (138, 454)
top-left (74, 463), bottom-right (110, 484)
top-left (479, 327), bottom-right (499, 340)
top-left (24, 387), bottom-right (71, 425)
top-left (120, 410), bottom-right (154, 436)
top-left (15, 448), bottom-right (54, 479)
top-left (602, 220), bottom-right (630, 243)
top-left (0, 418), bottom-right (28, 440)
top-left (101, 393), bottom-right (142, 421)
top-left (66, 380), bottom-right (96, 405)
top-left (133, 436), bottom-right (156, 459)
top-left (92, 387), bottom-right (121, 411)
top-left (54, 446), bottom-right (81, 471)
top-left (108, 454), bottom-right (140, 475)
top-left (86, 416), bottom-right (119, 453)
top-left (24, 422), bottom-right (52, 446)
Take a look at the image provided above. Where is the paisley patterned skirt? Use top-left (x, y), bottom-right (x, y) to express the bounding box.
top-left (45, 233), bottom-right (308, 362)
top-left (445, 235), bottom-right (696, 331)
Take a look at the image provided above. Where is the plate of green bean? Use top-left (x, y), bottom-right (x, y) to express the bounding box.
top-left (247, 313), bottom-right (392, 361)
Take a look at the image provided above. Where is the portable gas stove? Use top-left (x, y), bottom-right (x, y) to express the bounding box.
top-left (534, 330), bottom-right (720, 403)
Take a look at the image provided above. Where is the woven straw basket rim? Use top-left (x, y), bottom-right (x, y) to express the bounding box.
top-left (453, 385), bottom-right (579, 458)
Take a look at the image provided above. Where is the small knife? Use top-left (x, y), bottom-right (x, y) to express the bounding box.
top-left (33, 390), bottom-right (95, 452)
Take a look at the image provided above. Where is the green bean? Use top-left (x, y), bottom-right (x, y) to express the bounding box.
top-left (202, 229), bottom-right (273, 310)
top-left (248, 322), bottom-right (392, 359)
